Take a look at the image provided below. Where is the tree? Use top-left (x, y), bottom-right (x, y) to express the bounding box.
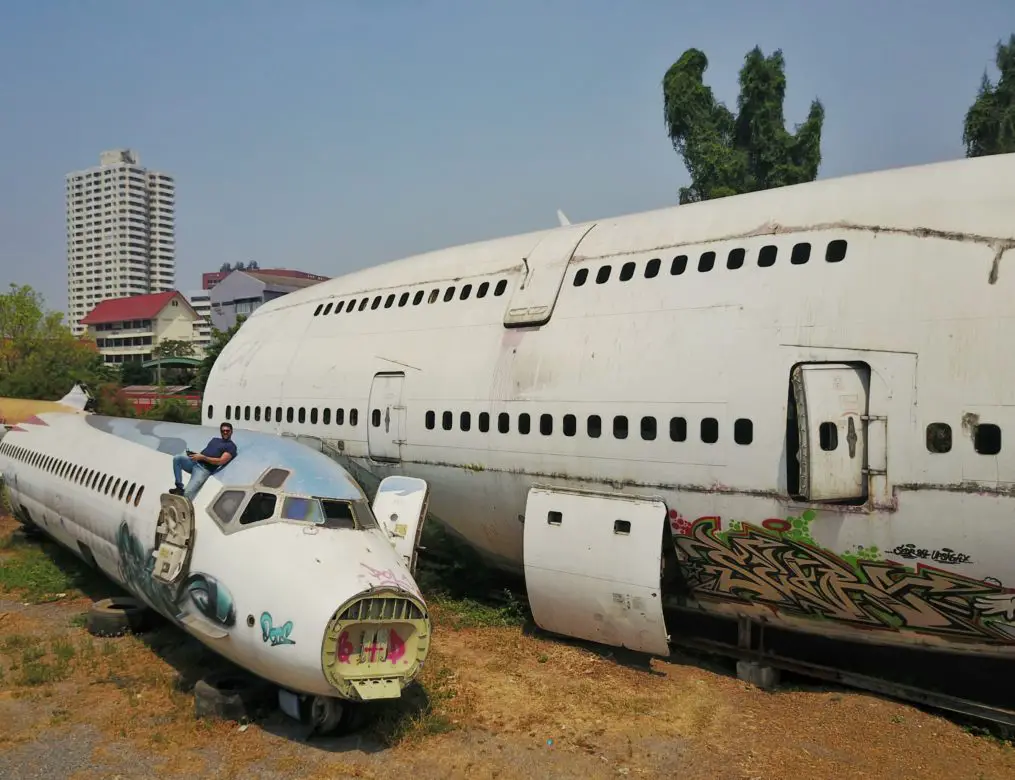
top-left (193, 316), bottom-right (246, 392)
top-left (145, 397), bottom-right (200, 424)
top-left (963, 34), bottom-right (1015, 158)
top-left (152, 339), bottom-right (196, 359)
top-left (120, 361), bottom-right (151, 386)
top-left (662, 46), bottom-right (825, 204)
top-left (0, 284), bottom-right (114, 400)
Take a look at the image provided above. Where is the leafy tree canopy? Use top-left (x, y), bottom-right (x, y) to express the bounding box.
top-left (152, 339), bottom-right (196, 359)
top-left (663, 46), bottom-right (824, 204)
top-left (0, 284), bottom-right (114, 400)
top-left (963, 34), bottom-right (1015, 158)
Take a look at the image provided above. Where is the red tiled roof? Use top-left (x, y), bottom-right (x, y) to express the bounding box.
top-left (81, 291), bottom-right (187, 325)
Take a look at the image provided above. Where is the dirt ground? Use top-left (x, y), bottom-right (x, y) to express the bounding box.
top-left (1, 515), bottom-right (1014, 780)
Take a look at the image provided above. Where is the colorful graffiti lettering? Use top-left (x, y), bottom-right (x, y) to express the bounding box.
top-left (336, 630), bottom-right (354, 663)
top-left (889, 544), bottom-right (973, 565)
top-left (671, 516), bottom-right (1015, 644)
top-left (334, 628), bottom-right (407, 664)
top-left (388, 629), bottom-right (406, 664)
top-left (260, 612), bottom-right (296, 646)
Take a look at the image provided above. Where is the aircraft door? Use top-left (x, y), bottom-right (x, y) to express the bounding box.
top-left (151, 493), bottom-right (195, 585)
top-left (788, 363), bottom-right (870, 502)
top-left (503, 223), bottom-right (596, 328)
top-left (522, 485), bottom-right (671, 656)
top-left (372, 475), bottom-right (430, 574)
top-left (367, 372), bottom-right (406, 463)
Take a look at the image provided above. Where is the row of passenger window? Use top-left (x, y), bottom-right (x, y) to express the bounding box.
top-left (421, 409), bottom-right (754, 445)
top-left (216, 404), bottom-right (360, 427)
top-left (573, 239), bottom-right (848, 287)
top-left (311, 277), bottom-right (510, 318)
top-left (0, 440), bottom-right (145, 507)
top-left (926, 421), bottom-right (1002, 455)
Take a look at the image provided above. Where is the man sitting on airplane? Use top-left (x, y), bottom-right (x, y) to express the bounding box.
top-left (169, 422), bottom-right (238, 499)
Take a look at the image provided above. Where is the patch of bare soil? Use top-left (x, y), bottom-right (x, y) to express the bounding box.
top-left (1, 514), bottom-right (1013, 779)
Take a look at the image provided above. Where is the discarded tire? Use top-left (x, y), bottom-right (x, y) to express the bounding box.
top-left (194, 671), bottom-right (273, 723)
top-left (85, 596), bottom-right (150, 637)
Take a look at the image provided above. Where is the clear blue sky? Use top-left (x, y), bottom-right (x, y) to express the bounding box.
top-left (0, 0), bottom-right (1012, 315)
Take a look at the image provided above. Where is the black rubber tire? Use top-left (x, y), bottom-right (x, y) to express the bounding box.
top-left (85, 596), bottom-right (150, 637)
top-left (340, 702), bottom-right (368, 732)
top-left (193, 670), bottom-right (274, 724)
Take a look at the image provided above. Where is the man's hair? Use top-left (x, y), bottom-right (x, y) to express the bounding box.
top-left (220, 422), bottom-right (233, 432)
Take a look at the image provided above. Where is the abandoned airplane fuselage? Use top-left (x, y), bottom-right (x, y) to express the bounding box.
top-left (203, 152), bottom-right (1015, 659)
top-left (0, 413), bottom-right (432, 705)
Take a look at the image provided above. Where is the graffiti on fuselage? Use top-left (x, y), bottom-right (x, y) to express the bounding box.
top-left (116, 520), bottom-right (236, 631)
top-left (669, 514), bottom-right (1015, 645)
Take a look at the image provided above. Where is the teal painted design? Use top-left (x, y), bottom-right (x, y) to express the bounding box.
top-left (114, 520), bottom-right (236, 630)
top-left (260, 612), bottom-right (296, 646)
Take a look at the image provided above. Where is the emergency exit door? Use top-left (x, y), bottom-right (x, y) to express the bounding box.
top-left (789, 363), bottom-right (870, 502)
top-left (367, 373), bottom-right (406, 462)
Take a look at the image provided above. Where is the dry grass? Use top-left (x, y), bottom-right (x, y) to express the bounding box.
top-left (2, 512), bottom-right (1015, 779)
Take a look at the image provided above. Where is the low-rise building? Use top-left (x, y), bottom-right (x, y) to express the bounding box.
top-left (81, 290), bottom-right (204, 365)
top-left (186, 289), bottom-right (212, 352)
top-left (209, 268), bottom-right (329, 331)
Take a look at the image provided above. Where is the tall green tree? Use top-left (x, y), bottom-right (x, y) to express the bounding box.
top-left (193, 316), bottom-right (246, 392)
top-left (662, 47), bottom-right (825, 204)
top-left (963, 34), bottom-right (1015, 158)
top-left (0, 284), bottom-right (114, 400)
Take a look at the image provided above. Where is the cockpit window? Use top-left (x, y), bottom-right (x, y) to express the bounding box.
top-left (282, 496), bottom-right (325, 524)
top-left (259, 468), bottom-right (290, 489)
top-left (211, 490), bottom-right (247, 524)
top-left (278, 495), bottom-right (380, 531)
top-left (240, 492), bottom-right (277, 525)
top-left (320, 499), bottom-right (356, 530)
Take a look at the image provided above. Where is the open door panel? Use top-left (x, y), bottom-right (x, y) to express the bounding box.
top-left (151, 493), bottom-right (195, 586)
top-left (522, 485), bottom-right (670, 656)
top-left (790, 363), bottom-right (870, 502)
top-left (372, 476), bottom-right (429, 575)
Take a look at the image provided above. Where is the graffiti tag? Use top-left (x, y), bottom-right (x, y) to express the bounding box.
top-left (672, 516), bottom-right (1015, 644)
top-left (335, 628), bottom-right (408, 664)
top-left (360, 563), bottom-right (418, 594)
top-left (260, 612), bottom-right (296, 646)
top-left (889, 544), bottom-right (973, 565)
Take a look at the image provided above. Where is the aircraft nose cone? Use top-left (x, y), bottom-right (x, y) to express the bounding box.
top-left (320, 589), bottom-right (431, 702)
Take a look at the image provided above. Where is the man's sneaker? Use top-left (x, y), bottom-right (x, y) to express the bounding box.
top-left (169, 487), bottom-right (184, 496)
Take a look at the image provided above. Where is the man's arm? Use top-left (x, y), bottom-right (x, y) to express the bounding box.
top-left (198, 451), bottom-right (233, 467)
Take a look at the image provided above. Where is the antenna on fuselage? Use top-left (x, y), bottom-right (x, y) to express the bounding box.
top-left (556, 209), bottom-right (571, 227)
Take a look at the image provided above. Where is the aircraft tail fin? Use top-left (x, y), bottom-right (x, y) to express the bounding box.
top-left (556, 209), bottom-right (571, 227)
top-left (57, 383), bottom-right (92, 413)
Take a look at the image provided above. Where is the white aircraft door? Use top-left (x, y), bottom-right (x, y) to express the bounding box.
top-left (372, 475), bottom-right (430, 575)
top-left (367, 372), bottom-right (406, 463)
top-left (503, 223), bottom-right (596, 328)
top-left (789, 363), bottom-right (870, 502)
top-left (522, 485), bottom-right (670, 656)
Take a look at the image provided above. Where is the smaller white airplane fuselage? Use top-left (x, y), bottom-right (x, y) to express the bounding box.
top-left (0, 410), bottom-right (432, 707)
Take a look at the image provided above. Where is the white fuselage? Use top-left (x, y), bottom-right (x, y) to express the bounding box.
top-left (203, 153), bottom-right (1015, 657)
top-left (0, 414), bottom-right (429, 697)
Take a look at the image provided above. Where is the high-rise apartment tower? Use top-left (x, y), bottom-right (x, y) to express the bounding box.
top-left (66, 149), bottom-right (176, 336)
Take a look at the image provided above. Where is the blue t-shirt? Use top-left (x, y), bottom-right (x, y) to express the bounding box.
top-left (200, 437), bottom-right (238, 473)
